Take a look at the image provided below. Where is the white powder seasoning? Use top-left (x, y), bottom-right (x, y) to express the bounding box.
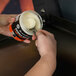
top-left (19, 11), bottom-right (43, 35)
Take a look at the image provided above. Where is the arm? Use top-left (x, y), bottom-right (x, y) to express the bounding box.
top-left (25, 55), bottom-right (56, 76)
top-left (24, 30), bottom-right (57, 76)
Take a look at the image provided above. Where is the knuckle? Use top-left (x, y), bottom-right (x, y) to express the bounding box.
top-left (51, 33), bottom-right (54, 37)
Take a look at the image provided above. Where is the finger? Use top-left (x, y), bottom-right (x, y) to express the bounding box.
top-left (36, 31), bottom-right (45, 39)
top-left (38, 30), bottom-right (54, 37)
top-left (8, 17), bottom-right (11, 22)
top-left (39, 30), bottom-right (51, 35)
top-left (9, 18), bottom-right (15, 24)
top-left (23, 39), bottom-right (31, 43)
top-left (36, 30), bottom-right (45, 37)
top-left (32, 34), bottom-right (36, 40)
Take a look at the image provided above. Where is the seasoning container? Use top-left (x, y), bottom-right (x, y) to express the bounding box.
top-left (9, 10), bottom-right (43, 41)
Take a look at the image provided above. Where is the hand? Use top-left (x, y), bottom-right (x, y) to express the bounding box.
top-left (35, 30), bottom-right (57, 75)
top-left (0, 15), bottom-right (36, 43)
top-left (25, 30), bottom-right (57, 76)
top-left (0, 18), bottom-right (15, 37)
top-left (35, 30), bottom-right (56, 57)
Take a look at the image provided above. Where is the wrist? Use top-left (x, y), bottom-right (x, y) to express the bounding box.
top-left (40, 50), bottom-right (56, 58)
top-left (40, 55), bottom-right (56, 76)
top-left (41, 54), bottom-right (53, 63)
top-left (0, 26), bottom-right (3, 34)
top-left (41, 54), bottom-right (56, 75)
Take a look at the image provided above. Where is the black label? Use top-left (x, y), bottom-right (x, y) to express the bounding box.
top-left (12, 21), bottom-right (32, 40)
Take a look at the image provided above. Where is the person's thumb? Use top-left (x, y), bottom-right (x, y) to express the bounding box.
top-left (35, 31), bottom-right (45, 46)
top-left (9, 18), bottom-right (15, 25)
top-left (36, 31), bottom-right (44, 39)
